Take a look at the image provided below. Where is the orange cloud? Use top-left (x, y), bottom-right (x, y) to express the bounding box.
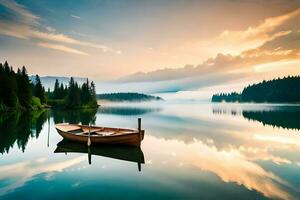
top-left (37, 42), bottom-right (89, 56)
top-left (215, 8), bottom-right (300, 55)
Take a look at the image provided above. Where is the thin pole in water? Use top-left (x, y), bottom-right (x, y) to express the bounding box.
top-left (47, 113), bottom-right (50, 147)
top-left (88, 123), bottom-right (91, 147)
top-left (138, 162), bottom-right (141, 172)
top-left (87, 115), bottom-right (96, 147)
top-left (88, 146), bottom-right (91, 165)
top-left (138, 118), bottom-right (141, 132)
top-left (138, 118), bottom-right (142, 146)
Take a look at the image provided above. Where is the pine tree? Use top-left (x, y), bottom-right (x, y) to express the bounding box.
top-left (59, 83), bottom-right (65, 99)
top-left (0, 63), bottom-right (5, 108)
top-left (80, 79), bottom-right (91, 104)
top-left (2, 61), bottom-right (18, 107)
top-left (33, 75), bottom-right (46, 104)
top-left (16, 66), bottom-right (32, 108)
top-left (89, 81), bottom-right (97, 106)
top-left (47, 77), bottom-right (98, 108)
top-left (53, 79), bottom-right (60, 99)
top-left (66, 77), bottom-right (81, 108)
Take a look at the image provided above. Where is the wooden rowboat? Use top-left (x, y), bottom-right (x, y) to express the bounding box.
top-left (54, 139), bottom-right (145, 171)
top-left (55, 119), bottom-right (144, 147)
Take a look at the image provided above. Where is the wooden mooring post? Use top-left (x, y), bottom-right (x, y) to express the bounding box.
top-left (138, 118), bottom-right (141, 132)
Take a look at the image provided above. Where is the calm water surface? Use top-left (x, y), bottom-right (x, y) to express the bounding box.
top-left (1, 102), bottom-right (300, 200)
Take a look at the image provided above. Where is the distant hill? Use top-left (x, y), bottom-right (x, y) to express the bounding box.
top-left (30, 76), bottom-right (87, 91)
top-left (97, 93), bottom-right (163, 102)
top-left (212, 76), bottom-right (300, 103)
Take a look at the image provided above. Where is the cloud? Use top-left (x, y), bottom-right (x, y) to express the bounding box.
top-left (107, 31), bottom-right (299, 94)
top-left (71, 31), bottom-right (88, 37)
top-left (30, 30), bottom-right (110, 51)
top-left (71, 15), bottom-right (81, 19)
top-left (243, 31), bottom-right (300, 56)
top-left (97, 30), bottom-right (299, 95)
top-left (119, 54), bottom-right (248, 82)
top-left (37, 42), bottom-right (89, 56)
top-left (214, 8), bottom-right (300, 55)
top-left (45, 26), bottom-right (56, 32)
top-left (117, 8), bottom-right (300, 93)
top-left (0, 0), bottom-right (119, 54)
top-left (0, 0), bottom-right (39, 25)
top-left (97, 70), bottom-right (246, 94)
top-left (0, 21), bottom-right (29, 39)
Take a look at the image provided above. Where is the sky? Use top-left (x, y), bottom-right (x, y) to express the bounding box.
top-left (0, 0), bottom-right (300, 97)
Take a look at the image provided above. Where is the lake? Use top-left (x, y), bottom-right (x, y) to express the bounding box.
top-left (1, 102), bottom-right (300, 200)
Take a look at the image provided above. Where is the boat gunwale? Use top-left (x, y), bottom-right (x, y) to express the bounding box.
top-left (55, 123), bottom-right (142, 138)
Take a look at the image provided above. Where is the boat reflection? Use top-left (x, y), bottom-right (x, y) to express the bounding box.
top-left (54, 139), bottom-right (145, 171)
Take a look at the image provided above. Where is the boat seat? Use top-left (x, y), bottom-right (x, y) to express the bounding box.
top-left (60, 125), bottom-right (83, 132)
top-left (95, 131), bottom-right (116, 136)
top-left (80, 129), bottom-right (104, 135)
top-left (68, 128), bottom-right (83, 134)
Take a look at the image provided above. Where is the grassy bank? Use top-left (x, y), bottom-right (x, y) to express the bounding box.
top-left (0, 96), bottom-right (48, 112)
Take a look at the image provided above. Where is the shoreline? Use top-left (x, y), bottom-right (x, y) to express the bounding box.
top-left (0, 105), bottom-right (99, 113)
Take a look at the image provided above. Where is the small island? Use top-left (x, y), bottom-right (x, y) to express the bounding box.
top-left (97, 92), bottom-right (163, 102)
top-left (212, 76), bottom-right (300, 103)
top-left (47, 78), bottom-right (98, 109)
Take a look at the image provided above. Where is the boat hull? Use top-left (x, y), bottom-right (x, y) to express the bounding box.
top-left (55, 124), bottom-right (144, 147)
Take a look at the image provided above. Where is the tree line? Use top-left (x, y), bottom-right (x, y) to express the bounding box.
top-left (47, 78), bottom-right (98, 109)
top-left (211, 92), bottom-right (240, 102)
top-left (0, 61), bottom-right (98, 111)
top-left (212, 76), bottom-right (300, 103)
top-left (0, 61), bottom-right (46, 111)
top-left (97, 92), bottom-right (163, 102)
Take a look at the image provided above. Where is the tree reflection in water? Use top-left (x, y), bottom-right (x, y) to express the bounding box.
top-left (212, 106), bottom-right (300, 130)
top-left (0, 110), bottom-right (49, 154)
top-left (52, 108), bottom-right (97, 125)
top-left (0, 108), bottom-right (98, 154)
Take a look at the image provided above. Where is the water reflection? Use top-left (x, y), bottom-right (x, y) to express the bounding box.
top-left (212, 105), bottom-right (300, 130)
top-left (52, 109), bottom-right (97, 125)
top-left (0, 110), bottom-right (49, 154)
top-left (98, 106), bottom-right (161, 116)
top-left (0, 154), bottom-right (86, 195)
top-left (0, 109), bottom-right (98, 154)
top-left (1, 103), bottom-right (300, 200)
top-left (54, 139), bottom-right (145, 171)
top-left (144, 135), bottom-right (299, 200)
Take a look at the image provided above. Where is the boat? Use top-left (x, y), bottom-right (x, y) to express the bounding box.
top-left (55, 118), bottom-right (144, 147)
top-left (54, 139), bottom-right (145, 171)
